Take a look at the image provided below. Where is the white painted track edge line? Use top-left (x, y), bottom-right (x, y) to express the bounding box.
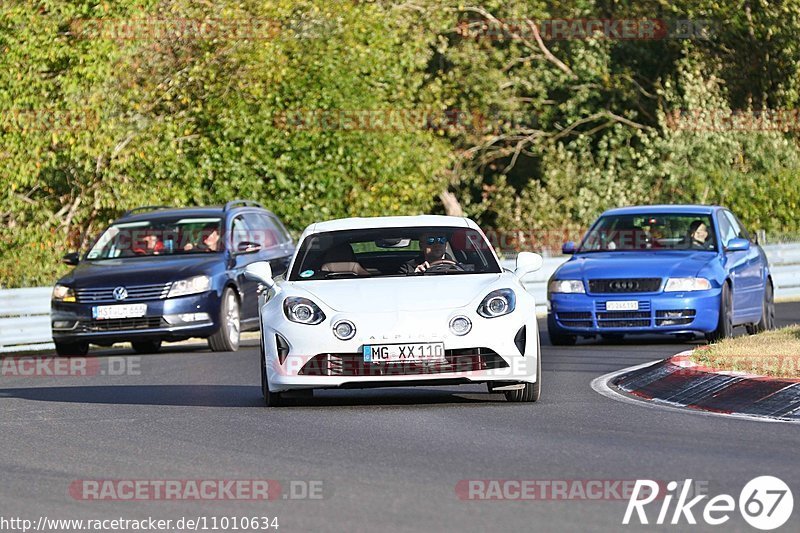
top-left (590, 357), bottom-right (800, 425)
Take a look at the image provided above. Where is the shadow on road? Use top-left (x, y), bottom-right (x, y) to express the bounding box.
top-left (283, 387), bottom-right (509, 408)
top-left (0, 384), bottom-right (508, 408)
top-left (0, 385), bottom-right (263, 407)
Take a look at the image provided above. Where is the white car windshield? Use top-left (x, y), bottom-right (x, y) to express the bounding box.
top-left (86, 217), bottom-right (223, 260)
top-left (288, 226), bottom-right (501, 280)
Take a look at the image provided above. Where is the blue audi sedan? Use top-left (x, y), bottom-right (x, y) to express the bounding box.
top-left (547, 205), bottom-right (774, 345)
top-left (51, 201), bottom-right (294, 355)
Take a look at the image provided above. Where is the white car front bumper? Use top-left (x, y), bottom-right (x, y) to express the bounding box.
top-left (261, 308), bottom-right (539, 392)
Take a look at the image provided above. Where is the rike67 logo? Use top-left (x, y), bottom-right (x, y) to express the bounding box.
top-left (624, 476), bottom-right (793, 530)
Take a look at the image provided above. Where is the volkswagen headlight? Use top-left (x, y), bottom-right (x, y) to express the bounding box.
top-left (548, 280), bottom-right (586, 294)
top-left (167, 275), bottom-right (211, 298)
top-left (52, 284), bottom-right (76, 302)
top-left (284, 297), bottom-right (326, 325)
top-left (664, 278), bottom-right (712, 292)
top-left (477, 289), bottom-right (516, 318)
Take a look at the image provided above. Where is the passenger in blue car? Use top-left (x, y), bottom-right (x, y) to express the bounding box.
top-left (685, 220), bottom-right (713, 250)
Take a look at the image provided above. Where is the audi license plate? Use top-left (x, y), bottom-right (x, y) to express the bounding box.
top-left (363, 342), bottom-right (445, 363)
top-left (92, 304), bottom-right (147, 320)
top-left (606, 301), bottom-right (639, 311)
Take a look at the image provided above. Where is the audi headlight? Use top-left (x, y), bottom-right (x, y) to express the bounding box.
top-left (664, 278), bottom-right (712, 292)
top-left (477, 289), bottom-right (516, 318)
top-left (548, 279), bottom-right (586, 294)
top-left (283, 297), bottom-right (326, 325)
top-left (167, 275), bottom-right (211, 298)
top-left (52, 284), bottom-right (76, 302)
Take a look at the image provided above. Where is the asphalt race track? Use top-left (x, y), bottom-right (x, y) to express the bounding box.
top-left (1, 303), bottom-right (799, 532)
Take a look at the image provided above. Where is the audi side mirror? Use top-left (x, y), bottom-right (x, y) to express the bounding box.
top-left (726, 238), bottom-right (750, 252)
top-left (562, 241), bottom-right (577, 255)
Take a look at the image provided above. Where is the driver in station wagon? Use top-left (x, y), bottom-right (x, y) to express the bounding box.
top-left (400, 232), bottom-right (458, 274)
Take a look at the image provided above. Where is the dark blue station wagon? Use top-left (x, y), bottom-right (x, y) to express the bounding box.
top-left (51, 201), bottom-right (294, 355)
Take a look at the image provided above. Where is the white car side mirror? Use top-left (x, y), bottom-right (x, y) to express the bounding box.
top-left (244, 261), bottom-right (275, 292)
top-left (514, 252), bottom-right (543, 279)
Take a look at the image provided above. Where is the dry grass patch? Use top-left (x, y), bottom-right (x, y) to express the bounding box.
top-left (690, 326), bottom-right (800, 379)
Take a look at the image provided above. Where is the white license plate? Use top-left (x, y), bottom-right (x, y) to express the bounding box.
top-left (92, 304), bottom-right (147, 320)
top-left (606, 301), bottom-right (639, 311)
top-left (363, 342), bottom-right (445, 363)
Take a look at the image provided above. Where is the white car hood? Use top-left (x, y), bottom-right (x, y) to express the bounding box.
top-left (288, 274), bottom-right (504, 312)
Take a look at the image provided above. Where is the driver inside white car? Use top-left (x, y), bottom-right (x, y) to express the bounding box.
top-left (400, 232), bottom-right (458, 274)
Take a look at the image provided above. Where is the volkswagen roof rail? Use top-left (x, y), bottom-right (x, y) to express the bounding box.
top-left (224, 200), bottom-right (264, 211)
top-left (122, 205), bottom-right (173, 217)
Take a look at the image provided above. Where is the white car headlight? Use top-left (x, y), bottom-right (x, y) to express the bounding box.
top-left (664, 278), bottom-right (712, 292)
top-left (477, 289), bottom-right (516, 318)
top-left (167, 275), bottom-right (211, 298)
top-left (548, 280), bottom-right (586, 294)
top-left (52, 284), bottom-right (76, 302)
top-left (283, 297), bottom-right (326, 325)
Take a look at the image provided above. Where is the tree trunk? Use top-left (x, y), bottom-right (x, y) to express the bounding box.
top-left (439, 190), bottom-right (464, 217)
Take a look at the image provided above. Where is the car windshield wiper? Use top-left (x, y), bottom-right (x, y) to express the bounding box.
top-left (324, 272), bottom-right (361, 279)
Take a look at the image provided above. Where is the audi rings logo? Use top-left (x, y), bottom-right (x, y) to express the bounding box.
top-left (113, 286), bottom-right (128, 301)
top-left (610, 280), bottom-right (639, 291)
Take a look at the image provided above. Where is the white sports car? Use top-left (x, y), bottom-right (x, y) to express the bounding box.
top-left (244, 215), bottom-right (544, 406)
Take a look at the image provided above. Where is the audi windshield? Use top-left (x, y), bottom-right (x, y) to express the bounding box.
top-left (578, 214), bottom-right (717, 252)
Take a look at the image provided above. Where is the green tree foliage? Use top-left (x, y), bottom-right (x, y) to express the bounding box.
top-left (2, 0), bottom-right (800, 286)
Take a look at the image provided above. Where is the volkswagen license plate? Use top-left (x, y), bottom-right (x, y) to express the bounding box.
top-left (92, 304), bottom-right (147, 320)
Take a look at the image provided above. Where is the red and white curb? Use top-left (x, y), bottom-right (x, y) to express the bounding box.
top-left (591, 350), bottom-right (800, 424)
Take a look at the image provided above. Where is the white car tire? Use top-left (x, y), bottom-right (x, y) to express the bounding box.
top-left (505, 335), bottom-right (541, 403)
top-left (261, 343), bottom-right (283, 407)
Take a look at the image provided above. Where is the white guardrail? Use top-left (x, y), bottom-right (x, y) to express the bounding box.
top-left (2, 244), bottom-right (800, 353)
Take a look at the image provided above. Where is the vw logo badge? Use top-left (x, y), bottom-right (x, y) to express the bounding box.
top-left (113, 286), bottom-right (128, 301)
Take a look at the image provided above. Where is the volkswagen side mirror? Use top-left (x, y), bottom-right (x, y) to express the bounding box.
top-left (62, 252), bottom-right (80, 266)
top-left (236, 241), bottom-right (262, 254)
